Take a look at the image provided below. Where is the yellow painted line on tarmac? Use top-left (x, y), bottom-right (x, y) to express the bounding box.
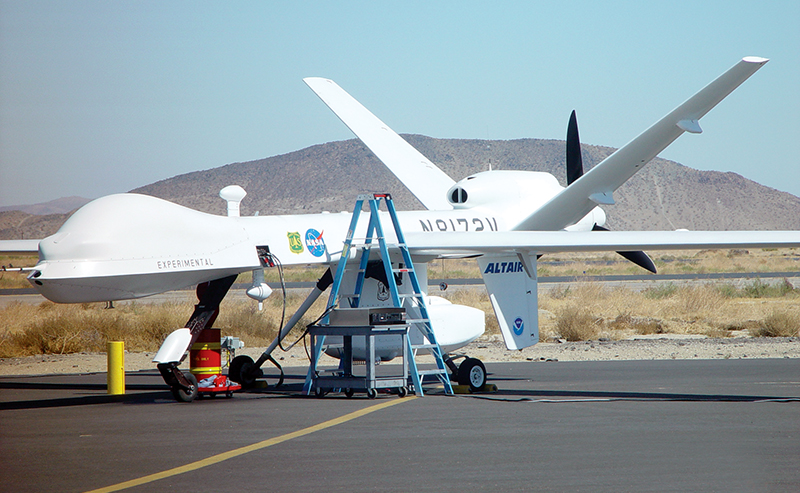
top-left (84, 397), bottom-right (414, 493)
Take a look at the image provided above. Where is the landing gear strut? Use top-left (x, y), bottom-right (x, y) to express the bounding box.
top-left (156, 275), bottom-right (237, 402)
top-left (171, 372), bottom-right (198, 402)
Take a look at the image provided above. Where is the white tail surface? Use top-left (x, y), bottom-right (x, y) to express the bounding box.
top-left (477, 254), bottom-right (538, 350)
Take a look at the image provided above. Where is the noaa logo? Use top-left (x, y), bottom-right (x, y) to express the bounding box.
top-left (513, 317), bottom-right (524, 336)
top-left (305, 229), bottom-right (326, 257)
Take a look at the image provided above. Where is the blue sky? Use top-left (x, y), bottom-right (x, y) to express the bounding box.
top-left (1, 1), bottom-right (798, 207)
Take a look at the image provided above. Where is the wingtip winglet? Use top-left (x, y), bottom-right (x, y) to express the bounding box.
top-left (742, 56), bottom-right (769, 64)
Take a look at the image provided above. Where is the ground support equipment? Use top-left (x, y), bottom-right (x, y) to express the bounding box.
top-left (190, 328), bottom-right (241, 399)
top-left (307, 320), bottom-right (409, 398)
top-left (303, 193), bottom-right (453, 397)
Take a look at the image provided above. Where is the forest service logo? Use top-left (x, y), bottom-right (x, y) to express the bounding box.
top-left (287, 232), bottom-right (304, 254)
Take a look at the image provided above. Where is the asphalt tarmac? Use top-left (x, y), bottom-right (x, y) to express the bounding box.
top-left (1, 359), bottom-right (799, 492)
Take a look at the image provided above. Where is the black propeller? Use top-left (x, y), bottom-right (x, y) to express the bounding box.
top-left (566, 110), bottom-right (657, 274)
top-left (592, 224), bottom-right (657, 273)
top-left (566, 110), bottom-right (583, 185)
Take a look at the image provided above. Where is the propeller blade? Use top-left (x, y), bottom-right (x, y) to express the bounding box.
top-left (566, 110), bottom-right (583, 185)
top-left (592, 224), bottom-right (657, 273)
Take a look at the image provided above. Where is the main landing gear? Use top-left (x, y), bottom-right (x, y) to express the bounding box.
top-left (445, 354), bottom-right (487, 392)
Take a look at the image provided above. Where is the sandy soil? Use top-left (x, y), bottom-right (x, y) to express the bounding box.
top-left (1, 335), bottom-right (798, 376)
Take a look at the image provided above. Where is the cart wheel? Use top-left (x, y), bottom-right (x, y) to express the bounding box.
top-left (345, 388), bottom-right (355, 398)
top-left (171, 373), bottom-right (198, 403)
top-left (397, 387), bottom-right (408, 398)
top-left (314, 386), bottom-right (325, 398)
top-left (226, 391), bottom-right (234, 398)
top-left (366, 388), bottom-right (378, 399)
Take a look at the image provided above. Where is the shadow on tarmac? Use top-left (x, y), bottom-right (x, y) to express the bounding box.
top-left (461, 387), bottom-right (800, 403)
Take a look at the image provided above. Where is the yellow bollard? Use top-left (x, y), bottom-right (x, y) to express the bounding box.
top-left (107, 341), bottom-right (125, 395)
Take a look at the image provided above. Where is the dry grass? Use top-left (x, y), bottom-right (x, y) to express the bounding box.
top-left (1, 280), bottom-right (798, 357)
top-left (0, 292), bottom-right (327, 359)
top-left (2, 249), bottom-right (800, 357)
top-left (537, 279), bottom-right (800, 343)
top-left (555, 305), bottom-right (600, 341)
top-left (751, 310), bottom-right (800, 337)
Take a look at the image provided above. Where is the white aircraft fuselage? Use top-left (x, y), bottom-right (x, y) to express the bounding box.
top-left (29, 170), bottom-right (600, 304)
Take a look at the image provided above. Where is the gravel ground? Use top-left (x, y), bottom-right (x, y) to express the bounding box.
top-left (1, 335), bottom-right (799, 376)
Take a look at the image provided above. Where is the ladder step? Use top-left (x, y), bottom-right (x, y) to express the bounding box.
top-left (418, 369), bottom-right (448, 377)
top-left (398, 293), bottom-right (424, 298)
top-left (411, 344), bottom-right (438, 350)
top-left (406, 318), bottom-right (431, 324)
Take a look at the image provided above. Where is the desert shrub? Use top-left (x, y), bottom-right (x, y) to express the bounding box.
top-left (715, 283), bottom-right (740, 299)
top-left (718, 279), bottom-right (797, 299)
top-left (675, 285), bottom-right (727, 316)
top-left (609, 313), bottom-right (664, 335)
top-left (547, 286), bottom-right (571, 300)
top-left (556, 305), bottom-right (599, 341)
top-left (643, 283), bottom-right (677, 300)
top-left (751, 311), bottom-right (800, 337)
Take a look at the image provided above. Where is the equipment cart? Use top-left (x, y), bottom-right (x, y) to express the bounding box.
top-left (308, 319), bottom-right (410, 399)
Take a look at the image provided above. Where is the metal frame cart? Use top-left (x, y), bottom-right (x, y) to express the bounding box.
top-left (308, 316), bottom-right (409, 398)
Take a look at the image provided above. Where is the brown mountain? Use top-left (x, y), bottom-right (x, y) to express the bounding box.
top-left (2, 135), bottom-right (799, 240)
top-left (0, 196), bottom-right (91, 215)
top-left (130, 135), bottom-right (800, 231)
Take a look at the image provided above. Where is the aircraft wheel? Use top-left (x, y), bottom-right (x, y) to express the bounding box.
top-left (366, 388), bottom-right (378, 399)
top-left (171, 373), bottom-right (198, 403)
top-left (458, 357), bottom-right (487, 392)
top-left (228, 355), bottom-right (259, 388)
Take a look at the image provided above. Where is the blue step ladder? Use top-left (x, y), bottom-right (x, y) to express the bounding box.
top-left (304, 193), bottom-right (453, 396)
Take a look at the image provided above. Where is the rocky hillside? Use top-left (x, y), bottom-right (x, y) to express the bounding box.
top-left (131, 135), bottom-right (800, 231)
top-left (2, 135), bottom-right (799, 240)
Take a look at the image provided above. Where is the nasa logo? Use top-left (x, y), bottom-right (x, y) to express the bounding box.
top-left (287, 232), bottom-right (304, 254)
top-left (305, 229), bottom-right (326, 257)
top-left (513, 317), bottom-right (524, 336)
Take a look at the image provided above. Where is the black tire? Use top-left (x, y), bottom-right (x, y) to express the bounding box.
top-left (228, 355), bottom-right (259, 388)
top-left (397, 386), bottom-right (408, 398)
top-left (366, 388), bottom-right (378, 399)
top-left (345, 388), bottom-right (355, 398)
top-left (314, 386), bottom-right (325, 398)
top-left (457, 357), bottom-right (487, 392)
top-left (171, 373), bottom-right (198, 403)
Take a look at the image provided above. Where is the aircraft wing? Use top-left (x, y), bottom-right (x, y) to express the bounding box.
top-left (513, 57), bottom-right (769, 231)
top-left (304, 77), bottom-right (456, 211)
top-left (0, 239), bottom-right (40, 254)
top-left (405, 230), bottom-right (800, 257)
